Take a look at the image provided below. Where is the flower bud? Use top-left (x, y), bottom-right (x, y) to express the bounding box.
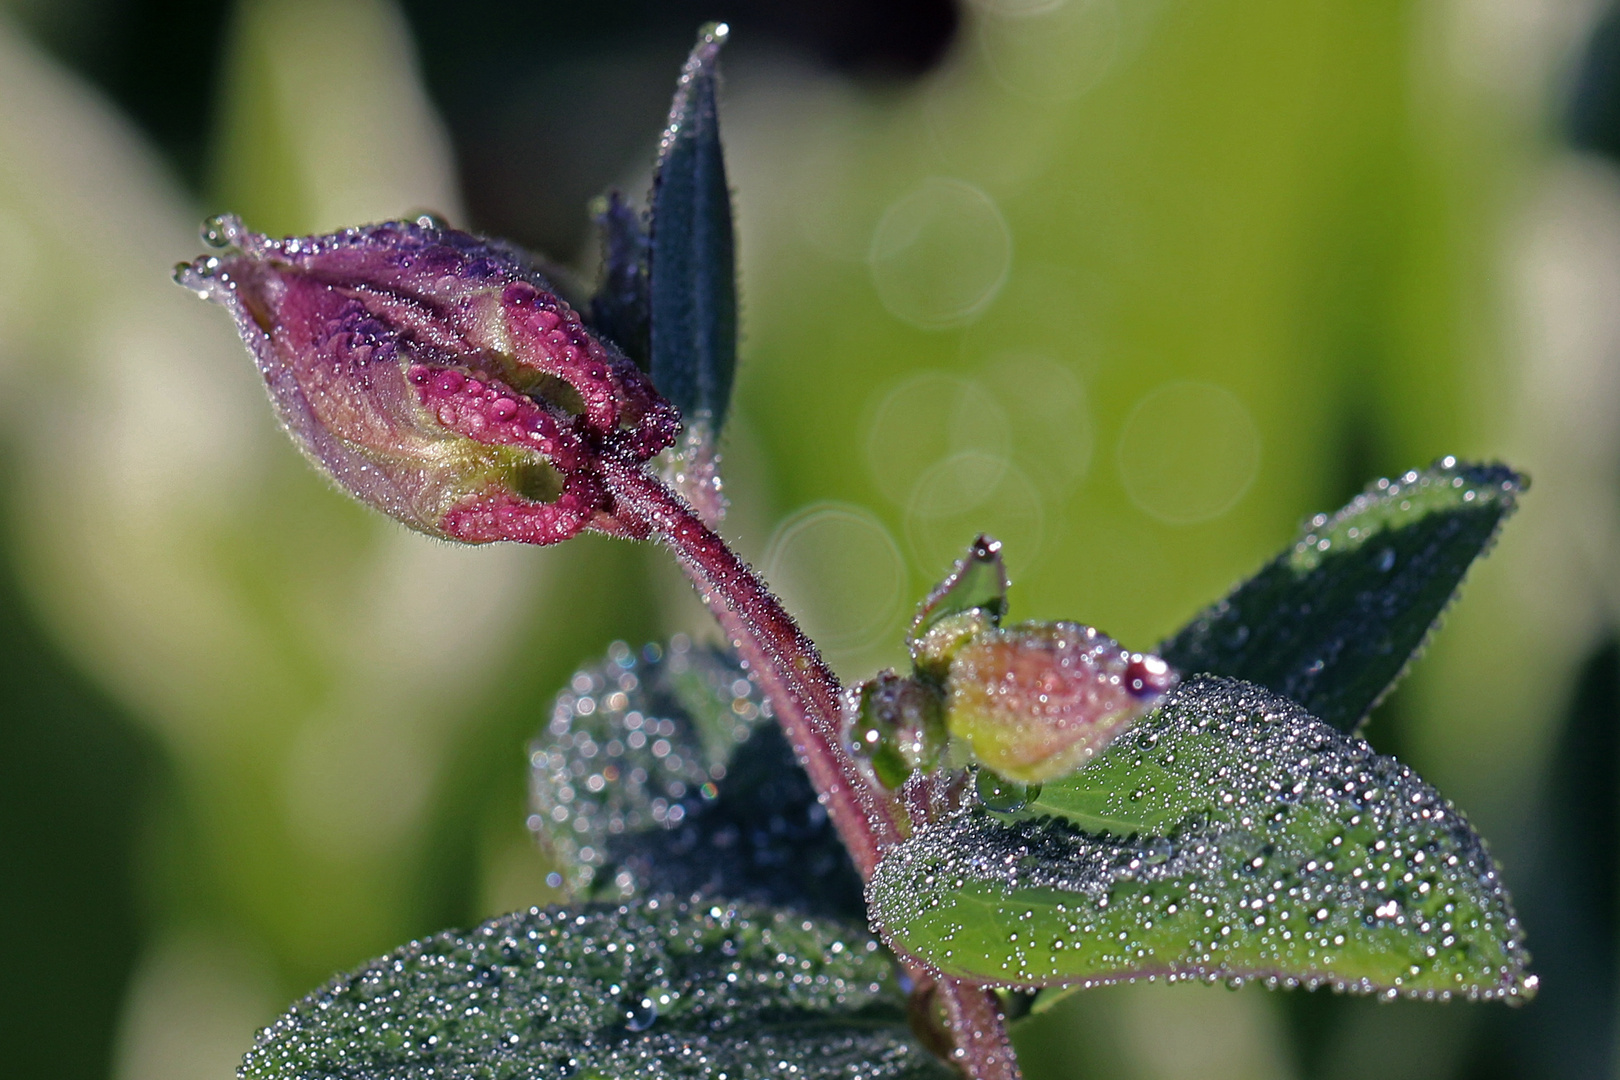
top-left (850, 671), bottom-right (946, 790)
top-left (176, 214), bottom-right (679, 545)
top-left (944, 621), bottom-right (1177, 784)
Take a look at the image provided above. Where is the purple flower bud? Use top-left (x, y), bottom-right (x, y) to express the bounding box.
top-left (176, 215), bottom-right (679, 544)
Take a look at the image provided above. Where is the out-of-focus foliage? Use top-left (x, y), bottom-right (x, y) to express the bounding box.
top-left (2, 1), bottom-right (1618, 1080)
top-left (241, 900), bottom-right (946, 1080)
top-left (0, 5), bottom-right (656, 1078)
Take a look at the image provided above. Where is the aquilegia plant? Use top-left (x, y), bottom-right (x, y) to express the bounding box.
top-left (176, 25), bottom-right (1534, 1080)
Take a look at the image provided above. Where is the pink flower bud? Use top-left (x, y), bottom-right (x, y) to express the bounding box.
top-left (945, 621), bottom-right (1177, 783)
top-left (176, 215), bottom-right (679, 544)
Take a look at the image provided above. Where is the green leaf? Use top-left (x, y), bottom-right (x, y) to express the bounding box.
top-left (241, 898), bottom-right (948, 1080)
top-left (589, 189), bottom-right (651, 370)
top-left (648, 22), bottom-right (737, 430)
top-left (868, 676), bottom-right (1534, 1002)
top-left (530, 638), bottom-right (863, 918)
top-left (1159, 459), bottom-right (1524, 733)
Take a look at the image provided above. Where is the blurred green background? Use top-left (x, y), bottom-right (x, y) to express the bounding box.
top-left (2, 0), bottom-right (1618, 1077)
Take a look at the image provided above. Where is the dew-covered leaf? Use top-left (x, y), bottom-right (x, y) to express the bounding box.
top-left (1159, 459), bottom-right (1524, 733)
top-left (241, 898), bottom-right (948, 1080)
top-left (868, 676), bottom-right (1534, 1002)
top-left (648, 22), bottom-right (737, 429)
top-left (530, 637), bottom-right (863, 919)
top-left (589, 189), bottom-right (651, 370)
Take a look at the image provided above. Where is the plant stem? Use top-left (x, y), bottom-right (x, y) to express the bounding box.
top-left (941, 985), bottom-right (1022, 1080)
top-left (600, 451), bottom-right (1023, 1080)
top-left (599, 449), bottom-right (900, 877)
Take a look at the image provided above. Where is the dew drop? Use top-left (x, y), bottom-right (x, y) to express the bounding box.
top-left (200, 213), bottom-right (237, 248)
top-left (625, 998), bottom-right (658, 1031)
top-left (976, 768), bottom-right (1038, 812)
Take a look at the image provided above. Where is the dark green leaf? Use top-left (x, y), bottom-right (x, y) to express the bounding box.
top-left (868, 676), bottom-right (1534, 1002)
top-left (588, 190), bottom-right (651, 370)
top-left (648, 22), bottom-right (737, 429)
top-left (241, 899), bottom-right (947, 1080)
top-left (1159, 458), bottom-right (1524, 733)
top-left (530, 638), bottom-right (863, 919)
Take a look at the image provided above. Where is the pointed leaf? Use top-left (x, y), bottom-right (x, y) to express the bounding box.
top-left (868, 676), bottom-right (1534, 1002)
top-left (648, 22), bottom-right (737, 429)
top-left (531, 638), bottom-right (863, 919)
top-left (589, 189), bottom-right (651, 370)
top-left (1159, 459), bottom-right (1524, 732)
top-left (240, 899), bottom-right (948, 1080)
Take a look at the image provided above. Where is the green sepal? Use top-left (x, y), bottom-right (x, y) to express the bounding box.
top-left (853, 671), bottom-right (947, 789)
top-left (1159, 459), bottom-right (1524, 733)
top-left (911, 535), bottom-right (1010, 644)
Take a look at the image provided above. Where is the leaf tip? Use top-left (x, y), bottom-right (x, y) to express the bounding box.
top-left (648, 21), bottom-right (738, 432)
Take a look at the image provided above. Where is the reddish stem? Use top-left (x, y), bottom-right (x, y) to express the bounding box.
top-left (599, 449), bottom-right (900, 878)
top-left (940, 984), bottom-right (1023, 1080)
top-left (600, 450), bottom-right (1022, 1080)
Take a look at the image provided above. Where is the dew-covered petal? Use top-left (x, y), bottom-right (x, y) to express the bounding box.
top-left (944, 621), bottom-right (1175, 783)
top-left (176, 214), bottom-right (678, 544)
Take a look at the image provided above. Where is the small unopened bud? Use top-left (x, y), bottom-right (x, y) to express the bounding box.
top-left (850, 671), bottom-right (946, 789)
top-left (176, 214), bottom-right (679, 545)
top-left (944, 621), bottom-right (1178, 784)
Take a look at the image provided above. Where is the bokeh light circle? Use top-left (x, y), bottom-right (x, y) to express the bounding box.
top-left (869, 178), bottom-right (1012, 329)
top-left (765, 502), bottom-right (907, 652)
top-left (865, 371), bottom-right (1011, 505)
top-left (1117, 381), bottom-right (1261, 525)
top-left (905, 451), bottom-right (1045, 577)
top-left (978, 0), bottom-right (1121, 103)
top-left (979, 351), bottom-right (1093, 496)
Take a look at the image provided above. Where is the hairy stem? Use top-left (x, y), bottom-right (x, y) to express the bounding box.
top-left (600, 449), bottom-right (900, 877)
top-left (940, 985), bottom-right (1022, 1080)
top-left (600, 450), bottom-right (1023, 1080)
